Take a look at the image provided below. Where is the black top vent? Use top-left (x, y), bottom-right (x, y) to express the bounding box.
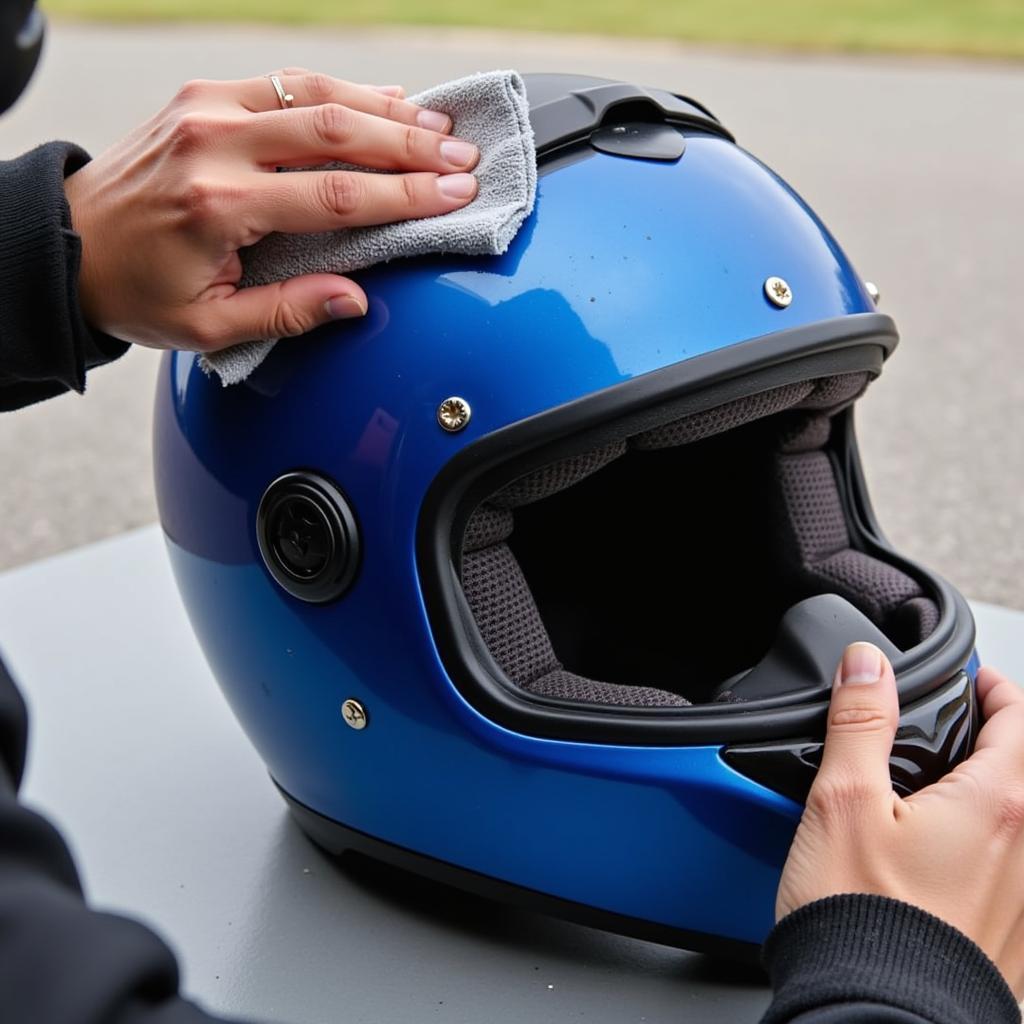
top-left (522, 72), bottom-right (735, 158)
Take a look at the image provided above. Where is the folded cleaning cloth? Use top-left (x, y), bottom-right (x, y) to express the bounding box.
top-left (202, 69), bottom-right (536, 384)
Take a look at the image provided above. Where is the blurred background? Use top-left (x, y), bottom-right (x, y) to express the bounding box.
top-left (1, 3), bottom-right (1022, 609)
top-left (38, 0), bottom-right (1024, 58)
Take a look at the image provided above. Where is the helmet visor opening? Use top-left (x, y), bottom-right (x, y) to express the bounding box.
top-left (457, 373), bottom-right (939, 710)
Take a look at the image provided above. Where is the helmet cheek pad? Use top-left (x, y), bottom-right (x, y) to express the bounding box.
top-left (155, 73), bottom-right (979, 956)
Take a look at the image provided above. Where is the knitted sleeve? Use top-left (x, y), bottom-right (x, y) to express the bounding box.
top-left (761, 894), bottom-right (1020, 1024)
top-left (0, 141), bottom-right (128, 410)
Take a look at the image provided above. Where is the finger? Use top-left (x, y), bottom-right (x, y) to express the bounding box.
top-left (976, 665), bottom-right (1024, 720)
top-left (915, 667), bottom-right (1024, 792)
top-left (970, 685), bottom-right (1024, 761)
top-left (810, 643), bottom-right (900, 803)
top-left (236, 105), bottom-right (478, 173)
top-left (366, 84), bottom-right (406, 99)
top-left (248, 168), bottom-right (478, 234)
top-left (193, 274), bottom-right (368, 352)
top-left (232, 72), bottom-right (451, 133)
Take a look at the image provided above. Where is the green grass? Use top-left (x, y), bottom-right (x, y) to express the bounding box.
top-left (41, 0), bottom-right (1024, 60)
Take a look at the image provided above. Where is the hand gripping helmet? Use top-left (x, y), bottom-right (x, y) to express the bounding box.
top-left (154, 74), bottom-right (979, 958)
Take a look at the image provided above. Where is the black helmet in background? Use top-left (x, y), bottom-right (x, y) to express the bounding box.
top-left (1, 0), bottom-right (44, 115)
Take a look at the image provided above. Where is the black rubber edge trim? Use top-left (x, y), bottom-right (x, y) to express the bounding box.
top-left (276, 780), bottom-right (760, 963)
top-left (417, 312), bottom-right (976, 745)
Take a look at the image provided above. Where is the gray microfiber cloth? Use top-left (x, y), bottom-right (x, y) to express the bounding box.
top-left (202, 69), bottom-right (536, 385)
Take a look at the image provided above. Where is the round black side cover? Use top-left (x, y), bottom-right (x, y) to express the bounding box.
top-left (257, 472), bottom-right (360, 604)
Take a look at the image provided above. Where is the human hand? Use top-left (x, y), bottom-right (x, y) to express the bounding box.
top-left (776, 642), bottom-right (1024, 995)
top-left (63, 70), bottom-right (480, 352)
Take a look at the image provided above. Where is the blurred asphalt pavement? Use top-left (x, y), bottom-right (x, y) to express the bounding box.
top-left (1, 22), bottom-right (1022, 607)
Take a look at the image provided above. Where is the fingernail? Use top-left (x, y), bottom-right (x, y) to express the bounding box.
top-left (325, 295), bottom-right (366, 319)
top-left (437, 173), bottom-right (477, 200)
top-left (417, 109), bottom-right (452, 133)
top-left (440, 139), bottom-right (478, 167)
top-left (839, 643), bottom-right (883, 686)
top-left (373, 85), bottom-right (404, 97)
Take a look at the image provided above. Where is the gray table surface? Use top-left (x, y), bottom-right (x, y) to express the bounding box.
top-left (0, 526), bottom-right (1021, 1024)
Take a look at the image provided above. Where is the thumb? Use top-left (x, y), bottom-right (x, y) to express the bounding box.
top-left (812, 642), bottom-right (900, 802)
top-left (195, 275), bottom-right (368, 352)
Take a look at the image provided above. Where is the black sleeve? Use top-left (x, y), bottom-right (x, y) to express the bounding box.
top-left (0, 141), bottom-right (129, 411)
top-left (761, 893), bottom-right (1021, 1024)
top-left (0, 655), bottom-right (244, 1022)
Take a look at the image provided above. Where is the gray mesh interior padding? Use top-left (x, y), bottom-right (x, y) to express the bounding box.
top-left (633, 381), bottom-right (814, 450)
top-left (812, 550), bottom-right (924, 623)
top-left (456, 370), bottom-right (939, 709)
top-left (524, 670), bottom-right (690, 707)
top-left (461, 543), bottom-right (560, 685)
top-left (776, 451), bottom-right (940, 636)
top-left (777, 452), bottom-right (850, 562)
top-left (890, 596), bottom-right (941, 642)
top-left (491, 440), bottom-right (627, 508)
top-left (797, 372), bottom-right (869, 410)
top-left (460, 543), bottom-right (692, 705)
top-left (489, 375), bottom-right (867, 504)
top-left (778, 414), bottom-right (831, 454)
top-left (462, 505), bottom-right (514, 553)
top-left (632, 373), bottom-right (867, 451)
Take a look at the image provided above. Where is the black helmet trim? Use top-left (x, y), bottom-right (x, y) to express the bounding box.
top-left (721, 669), bottom-right (977, 804)
top-left (277, 780), bottom-right (761, 962)
top-left (417, 313), bottom-right (976, 746)
top-left (523, 73), bottom-right (734, 159)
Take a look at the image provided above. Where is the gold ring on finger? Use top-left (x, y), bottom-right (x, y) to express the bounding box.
top-left (268, 74), bottom-right (295, 110)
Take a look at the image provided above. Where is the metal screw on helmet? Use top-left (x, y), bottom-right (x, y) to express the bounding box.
top-left (341, 699), bottom-right (368, 730)
top-left (764, 276), bottom-right (792, 308)
top-left (864, 281), bottom-right (881, 305)
top-left (437, 396), bottom-right (472, 432)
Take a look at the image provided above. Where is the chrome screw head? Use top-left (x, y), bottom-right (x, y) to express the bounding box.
top-left (437, 396), bottom-right (472, 432)
top-left (864, 280), bottom-right (881, 305)
top-left (341, 698), bottom-right (368, 730)
top-left (764, 276), bottom-right (793, 308)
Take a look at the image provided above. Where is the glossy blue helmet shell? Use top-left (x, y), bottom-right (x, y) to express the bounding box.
top-left (154, 74), bottom-right (976, 956)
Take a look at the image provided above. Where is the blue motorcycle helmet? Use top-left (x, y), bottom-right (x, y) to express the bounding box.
top-left (154, 73), bottom-right (979, 959)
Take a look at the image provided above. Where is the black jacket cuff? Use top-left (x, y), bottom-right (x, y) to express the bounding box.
top-left (0, 141), bottom-right (129, 411)
top-left (761, 894), bottom-right (1020, 1024)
